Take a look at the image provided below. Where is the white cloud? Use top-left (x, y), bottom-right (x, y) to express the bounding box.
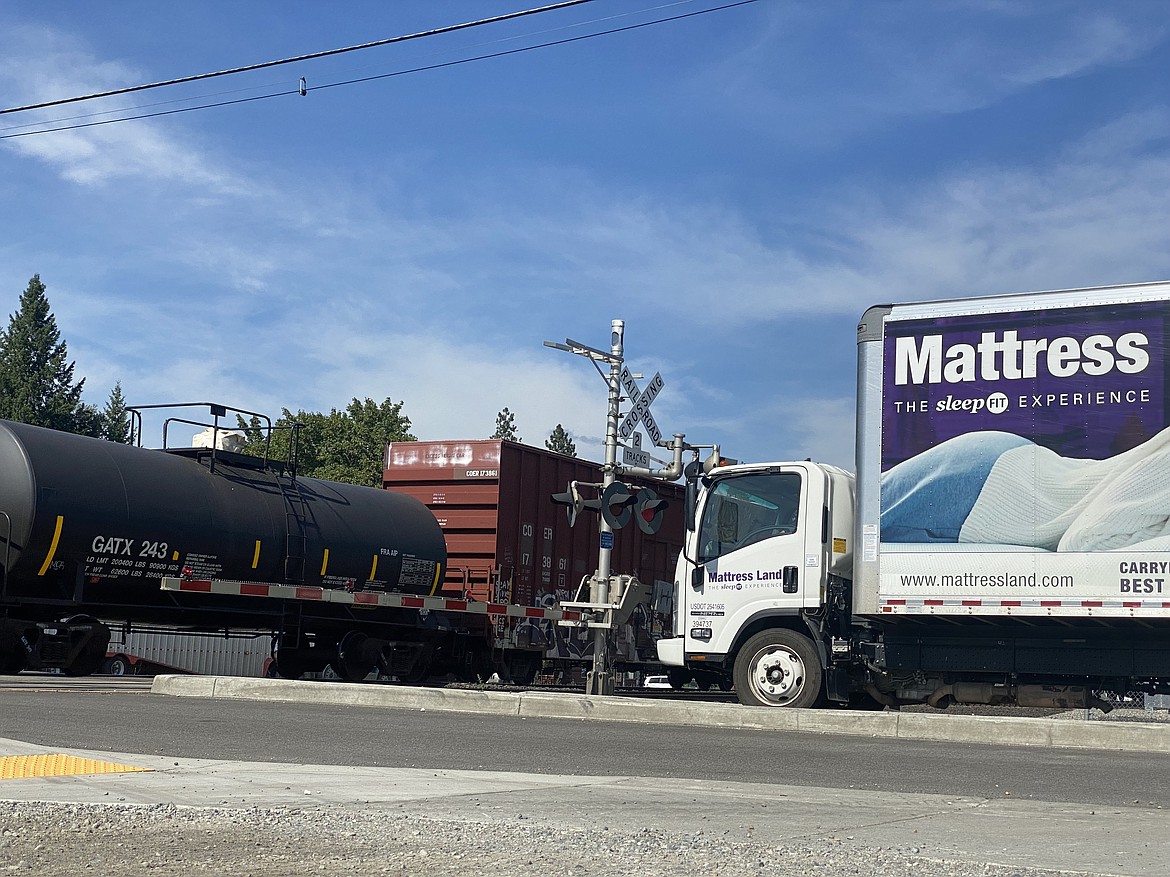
top-left (49, 105), bottom-right (1170, 473)
top-left (703, 4), bottom-right (1167, 141)
top-left (6, 11), bottom-right (1169, 477)
top-left (0, 23), bottom-right (250, 193)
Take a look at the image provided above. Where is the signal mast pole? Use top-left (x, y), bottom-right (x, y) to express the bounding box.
top-left (546, 320), bottom-right (689, 696)
top-left (589, 319), bottom-right (624, 695)
top-left (544, 320), bottom-right (625, 695)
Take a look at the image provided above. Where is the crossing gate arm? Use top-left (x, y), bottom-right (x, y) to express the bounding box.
top-left (160, 577), bottom-right (581, 622)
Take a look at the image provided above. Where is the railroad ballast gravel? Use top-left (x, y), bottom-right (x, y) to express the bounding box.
top-left (1, 800), bottom-right (1078, 876)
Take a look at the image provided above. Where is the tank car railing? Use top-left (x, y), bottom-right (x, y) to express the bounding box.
top-left (126, 402), bottom-right (297, 474)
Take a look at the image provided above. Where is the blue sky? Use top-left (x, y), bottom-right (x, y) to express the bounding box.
top-left (2, 0), bottom-right (1168, 469)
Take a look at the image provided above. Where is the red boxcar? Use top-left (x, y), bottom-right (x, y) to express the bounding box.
top-left (383, 439), bottom-right (683, 667)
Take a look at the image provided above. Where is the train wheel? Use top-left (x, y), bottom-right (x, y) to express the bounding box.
top-left (271, 640), bottom-right (307, 680)
top-left (397, 659), bottom-right (431, 685)
top-left (332, 631), bottom-right (376, 682)
top-left (733, 629), bottom-right (824, 709)
top-left (503, 655), bottom-right (540, 686)
top-left (62, 646), bottom-right (106, 677)
top-left (60, 615), bottom-right (111, 677)
top-left (0, 652), bottom-right (26, 675)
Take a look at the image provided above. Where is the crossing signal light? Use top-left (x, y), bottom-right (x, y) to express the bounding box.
top-left (600, 481), bottom-right (637, 530)
top-left (551, 481), bottom-right (602, 527)
top-left (551, 481), bottom-right (585, 527)
top-left (634, 487), bottom-right (669, 534)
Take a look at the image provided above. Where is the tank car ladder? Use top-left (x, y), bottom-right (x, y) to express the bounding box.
top-left (277, 477), bottom-right (311, 584)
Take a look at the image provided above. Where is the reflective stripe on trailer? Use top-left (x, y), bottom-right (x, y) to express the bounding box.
top-left (161, 577), bottom-right (581, 622)
top-left (880, 598), bottom-right (1170, 614)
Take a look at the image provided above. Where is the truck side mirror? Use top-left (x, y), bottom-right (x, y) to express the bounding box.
top-left (684, 479), bottom-right (697, 532)
top-left (690, 566), bottom-right (705, 590)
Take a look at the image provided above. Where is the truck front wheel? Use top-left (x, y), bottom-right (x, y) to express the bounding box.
top-left (733, 629), bottom-right (823, 708)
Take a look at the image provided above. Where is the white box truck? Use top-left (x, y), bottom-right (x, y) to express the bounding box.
top-left (657, 280), bottom-right (1170, 709)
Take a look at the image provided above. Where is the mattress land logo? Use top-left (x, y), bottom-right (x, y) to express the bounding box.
top-left (706, 568), bottom-right (787, 590)
top-left (894, 330), bottom-right (1151, 386)
top-left (889, 327), bottom-right (1153, 418)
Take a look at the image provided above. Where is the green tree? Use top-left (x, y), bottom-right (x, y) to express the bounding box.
top-left (73, 403), bottom-right (104, 439)
top-left (101, 382), bottom-right (132, 443)
top-left (0, 274), bottom-right (93, 433)
top-left (491, 407), bottom-right (520, 442)
top-left (545, 423), bottom-right (576, 457)
top-left (238, 397), bottom-right (415, 487)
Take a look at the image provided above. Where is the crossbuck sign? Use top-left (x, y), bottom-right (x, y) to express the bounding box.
top-left (618, 367), bottom-right (664, 445)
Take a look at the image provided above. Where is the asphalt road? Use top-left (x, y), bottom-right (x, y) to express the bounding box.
top-left (2, 681), bottom-right (1169, 809)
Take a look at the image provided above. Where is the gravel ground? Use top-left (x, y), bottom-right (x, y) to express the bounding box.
top-left (0, 801), bottom-right (1098, 877)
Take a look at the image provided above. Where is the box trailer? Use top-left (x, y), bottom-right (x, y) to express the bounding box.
top-left (658, 280), bottom-right (1170, 708)
top-left (384, 439), bottom-right (683, 668)
top-left (103, 628), bottom-right (273, 677)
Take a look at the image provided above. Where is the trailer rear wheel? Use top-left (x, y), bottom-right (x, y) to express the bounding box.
top-left (101, 655), bottom-right (133, 676)
top-left (733, 629), bottom-right (823, 708)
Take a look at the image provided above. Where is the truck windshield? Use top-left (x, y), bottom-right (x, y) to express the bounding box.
top-left (698, 472), bottom-right (802, 563)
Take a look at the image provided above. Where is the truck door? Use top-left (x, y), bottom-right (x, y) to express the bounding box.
top-left (686, 470), bottom-right (808, 654)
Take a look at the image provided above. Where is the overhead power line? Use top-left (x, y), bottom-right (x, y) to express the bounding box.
top-left (0, 0), bottom-right (597, 116)
top-left (0, 0), bottom-right (761, 140)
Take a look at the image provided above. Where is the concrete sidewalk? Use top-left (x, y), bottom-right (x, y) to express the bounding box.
top-left (152, 674), bottom-right (1170, 753)
top-left (1, 732), bottom-right (1168, 877)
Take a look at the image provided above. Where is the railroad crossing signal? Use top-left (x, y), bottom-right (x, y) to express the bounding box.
top-left (634, 487), bottom-right (668, 534)
top-left (552, 480), bottom-right (667, 532)
top-left (550, 481), bottom-right (600, 527)
top-left (599, 481), bottom-right (637, 530)
top-left (618, 368), bottom-right (664, 445)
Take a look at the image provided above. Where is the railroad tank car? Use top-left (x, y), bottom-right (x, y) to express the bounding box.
top-left (0, 418), bottom-right (446, 675)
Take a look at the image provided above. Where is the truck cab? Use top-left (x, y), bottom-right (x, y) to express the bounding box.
top-left (657, 461), bottom-right (855, 707)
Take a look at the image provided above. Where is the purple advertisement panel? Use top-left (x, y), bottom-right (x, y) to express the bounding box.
top-left (879, 300), bottom-right (1170, 550)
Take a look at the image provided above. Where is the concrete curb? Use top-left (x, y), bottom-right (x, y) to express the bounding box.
top-left (151, 675), bottom-right (1170, 753)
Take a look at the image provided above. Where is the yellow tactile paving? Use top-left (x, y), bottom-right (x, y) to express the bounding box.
top-left (0, 754), bottom-right (152, 779)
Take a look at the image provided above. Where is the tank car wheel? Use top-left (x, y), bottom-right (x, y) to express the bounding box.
top-left (332, 631), bottom-right (377, 682)
top-left (271, 642), bottom-right (307, 680)
top-left (54, 615), bottom-right (110, 677)
top-left (63, 647), bottom-right (107, 677)
top-left (503, 655), bottom-right (540, 686)
top-left (733, 629), bottom-right (824, 709)
top-left (398, 659), bottom-right (431, 685)
top-left (0, 652), bottom-right (27, 675)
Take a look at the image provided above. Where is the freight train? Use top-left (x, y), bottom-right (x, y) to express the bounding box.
top-left (0, 410), bottom-right (681, 683)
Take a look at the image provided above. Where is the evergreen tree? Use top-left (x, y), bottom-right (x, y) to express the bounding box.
top-left (0, 275), bottom-right (90, 432)
top-left (545, 423), bottom-right (577, 457)
top-left (73, 403), bottom-right (104, 439)
top-left (491, 407), bottom-right (520, 442)
top-left (101, 382), bottom-right (132, 443)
